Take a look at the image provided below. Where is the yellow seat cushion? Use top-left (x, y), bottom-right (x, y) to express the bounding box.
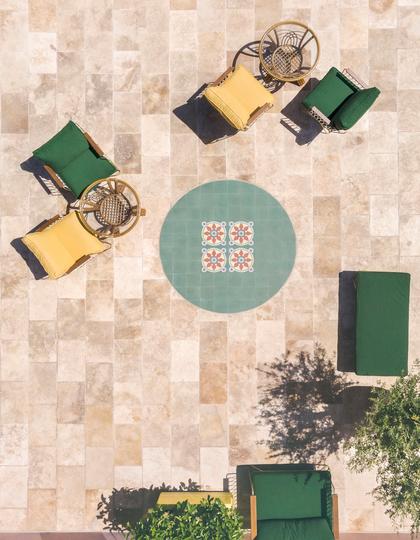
top-left (22, 212), bottom-right (108, 279)
top-left (204, 65), bottom-right (274, 130)
top-left (157, 491), bottom-right (233, 508)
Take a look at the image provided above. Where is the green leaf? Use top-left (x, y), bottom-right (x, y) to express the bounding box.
top-left (126, 497), bottom-right (244, 540)
top-left (345, 369), bottom-right (420, 534)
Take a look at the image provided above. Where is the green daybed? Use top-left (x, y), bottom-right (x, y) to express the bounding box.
top-left (33, 120), bottom-right (118, 197)
top-left (355, 271), bottom-right (410, 376)
top-left (250, 468), bottom-right (338, 540)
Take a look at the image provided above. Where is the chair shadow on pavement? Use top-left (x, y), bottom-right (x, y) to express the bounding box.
top-left (10, 219), bottom-right (51, 280)
top-left (280, 78), bottom-right (323, 145)
top-left (258, 344), bottom-right (374, 464)
top-left (97, 480), bottom-right (200, 532)
top-left (20, 155), bottom-right (76, 204)
top-left (173, 85), bottom-right (238, 145)
top-left (173, 40), bottom-right (284, 145)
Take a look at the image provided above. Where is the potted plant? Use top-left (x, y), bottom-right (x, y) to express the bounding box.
top-left (345, 370), bottom-right (420, 535)
top-left (125, 496), bottom-right (244, 540)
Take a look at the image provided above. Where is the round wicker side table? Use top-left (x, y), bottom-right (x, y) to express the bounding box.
top-left (259, 20), bottom-right (320, 85)
top-left (77, 178), bottom-right (145, 238)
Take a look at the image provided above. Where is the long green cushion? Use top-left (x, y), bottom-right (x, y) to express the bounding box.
top-left (302, 67), bottom-right (358, 118)
top-left (332, 87), bottom-right (380, 130)
top-left (257, 518), bottom-right (334, 540)
top-left (58, 148), bottom-right (117, 197)
top-left (251, 470), bottom-right (332, 522)
top-left (33, 120), bottom-right (89, 172)
top-left (356, 272), bottom-right (410, 376)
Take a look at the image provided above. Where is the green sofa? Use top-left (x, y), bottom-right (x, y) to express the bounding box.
top-left (355, 271), bottom-right (410, 376)
top-left (250, 468), bottom-right (338, 540)
top-left (33, 120), bottom-right (117, 197)
top-left (302, 67), bottom-right (380, 131)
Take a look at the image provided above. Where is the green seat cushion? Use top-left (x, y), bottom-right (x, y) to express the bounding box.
top-left (33, 120), bottom-right (89, 171)
top-left (332, 87), bottom-right (380, 130)
top-left (356, 271), bottom-right (410, 376)
top-left (251, 470), bottom-right (332, 523)
top-left (302, 67), bottom-right (357, 118)
top-left (257, 518), bottom-right (334, 540)
top-left (58, 148), bottom-right (117, 197)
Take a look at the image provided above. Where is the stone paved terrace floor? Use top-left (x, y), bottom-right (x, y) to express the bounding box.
top-left (0, 0), bottom-right (420, 534)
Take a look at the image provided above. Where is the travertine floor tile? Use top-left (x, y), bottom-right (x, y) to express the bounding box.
top-left (0, 467), bottom-right (28, 508)
top-left (370, 194), bottom-right (399, 236)
top-left (85, 447), bottom-right (114, 490)
top-left (28, 447), bottom-right (56, 489)
top-left (27, 488), bottom-right (57, 531)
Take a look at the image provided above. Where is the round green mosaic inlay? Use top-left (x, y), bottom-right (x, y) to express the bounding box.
top-left (160, 180), bottom-right (296, 313)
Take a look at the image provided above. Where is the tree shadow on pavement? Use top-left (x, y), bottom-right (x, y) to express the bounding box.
top-left (258, 345), bottom-right (373, 462)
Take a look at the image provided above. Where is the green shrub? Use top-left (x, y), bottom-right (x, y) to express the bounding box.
top-left (125, 496), bottom-right (243, 540)
top-left (345, 370), bottom-right (420, 534)
top-left (97, 480), bottom-right (200, 532)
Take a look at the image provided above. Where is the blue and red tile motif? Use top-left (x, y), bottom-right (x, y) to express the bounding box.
top-left (229, 221), bottom-right (254, 246)
top-left (201, 247), bottom-right (227, 272)
top-left (229, 248), bottom-right (254, 272)
top-left (201, 221), bottom-right (227, 246)
top-left (201, 221), bottom-right (254, 272)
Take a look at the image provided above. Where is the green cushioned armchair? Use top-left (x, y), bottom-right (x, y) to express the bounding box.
top-left (249, 467), bottom-right (339, 540)
top-left (33, 120), bottom-right (118, 197)
top-left (303, 67), bottom-right (380, 132)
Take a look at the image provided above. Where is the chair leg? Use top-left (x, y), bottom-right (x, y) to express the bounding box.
top-left (250, 495), bottom-right (257, 540)
top-left (84, 131), bottom-right (104, 156)
top-left (65, 254), bottom-right (92, 275)
top-left (332, 494), bottom-right (339, 539)
top-left (209, 66), bottom-right (234, 87)
top-left (36, 214), bottom-right (62, 231)
top-left (247, 102), bottom-right (273, 128)
top-left (43, 165), bottom-right (68, 190)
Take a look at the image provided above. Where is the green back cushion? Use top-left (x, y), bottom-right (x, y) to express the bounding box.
top-left (356, 272), bottom-right (410, 376)
top-left (33, 120), bottom-right (89, 171)
top-left (252, 471), bottom-right (332, 522)
top-left (302, 67), bottom-right (357, 118)
top-left (332, 87), bottom-right (380, 130)
top-left (59, 148), bottom-right (117, 197)
top-left (257, 518), bottom-right (334, 540)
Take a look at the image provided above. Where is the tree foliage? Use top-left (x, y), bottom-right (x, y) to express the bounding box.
top-left (345, 371), bottom-right (420, 534)
top-left (126, 496), bottom-right (243, 540)
top-left (97, 480), bottom-right (200, 532)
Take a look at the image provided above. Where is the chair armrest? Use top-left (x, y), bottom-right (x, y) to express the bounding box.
top-left (208, 66), bottom-right (233, 87)
top-left (332, 493), bottom-right (339, 539)
top-left (65, 238), bottom-right (111, 275)
top-left (307, 105), bottom-right (331, 128)
top-left (342, 68), bottom-right (367, 90)
top-left (43, 165), bottom-right (66, 189)
top-left (36, 214), bottom-right (62, 232)
top-left (84, 131), bottom-right (104, 156)
top-left (66, 254), bottom-right (91, 274)
top-left (248, 102), bottom-right (273, 128)
top-left (250, 495), bottom-right (257, 540)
